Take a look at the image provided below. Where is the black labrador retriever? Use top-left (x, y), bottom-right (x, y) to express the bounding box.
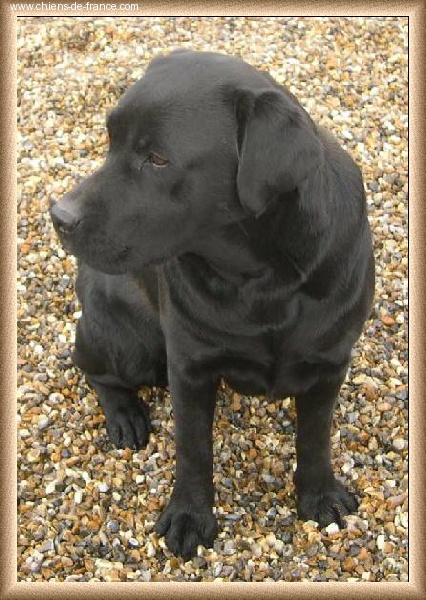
top-left (50, 50), bottom-right (375, 560)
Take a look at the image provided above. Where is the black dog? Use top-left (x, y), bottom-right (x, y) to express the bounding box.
top-left (50, 50), bottom-right (375, 560)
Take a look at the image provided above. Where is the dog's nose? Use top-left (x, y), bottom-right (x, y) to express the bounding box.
top-left (50, 197), bottom-right (81, 234)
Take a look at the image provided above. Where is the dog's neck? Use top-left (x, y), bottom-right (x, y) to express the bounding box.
top-left (188, 207), bottom-right (314, 291)
top-left (165, 216), bottom-right (308, 332)
top-left (188, 224), bottom-right (268, 284)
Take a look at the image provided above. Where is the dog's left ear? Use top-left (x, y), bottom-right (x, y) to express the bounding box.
top-left (236, 89), bottom-right (324, 217)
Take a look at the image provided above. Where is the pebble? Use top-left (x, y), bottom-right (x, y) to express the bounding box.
top-left (392, 438), bottom-right (405, 451)
top-left (107, 520), bottom-right (120, 533)
top-left (325, 523), bottom-right (340, 535)
top-left (17, 15), bottom-right (407, 584)
top-left (27, 448), bottom-right (41, 462)
top-left (38, 417), bottom-right (51, 432)
top-left (376, 535), bottom-right (385, 551)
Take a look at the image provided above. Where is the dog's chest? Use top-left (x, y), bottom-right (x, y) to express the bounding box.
top-left (162, 260), bottom-right (327, 398)
top-left (217, 332), bottom-right (321, 399)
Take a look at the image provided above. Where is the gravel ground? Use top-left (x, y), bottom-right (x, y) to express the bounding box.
top-left (17, 16), bottom-right (408, 582)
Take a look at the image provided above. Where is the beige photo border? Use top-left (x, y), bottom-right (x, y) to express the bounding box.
top-left (2, 2), bottom-right (422, 598)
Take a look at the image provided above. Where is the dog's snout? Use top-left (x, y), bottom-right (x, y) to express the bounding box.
top-left (50, 197), bottom-right (81, 235)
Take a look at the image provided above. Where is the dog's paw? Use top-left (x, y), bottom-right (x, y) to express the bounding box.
top-left (154, 505), bottom-right (218, 560)
top-left (296, 479), bottom-right (359, 528)
top-left (105, 400), bottom-right (152, 449)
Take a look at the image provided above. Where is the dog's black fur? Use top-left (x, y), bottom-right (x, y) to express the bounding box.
top-left (50, 50), bottom-right (375, 560)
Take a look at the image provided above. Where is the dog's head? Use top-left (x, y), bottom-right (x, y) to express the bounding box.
top-left (50, 50), bottom-right (324, 274)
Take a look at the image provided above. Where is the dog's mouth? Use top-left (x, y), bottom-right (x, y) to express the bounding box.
top-left (54, 227), bottom-right (79, 256)
top-left (52, 226), bottom-right (73, 250)
top-left (52, 221), bottom-right (80, 255)
top-left (72, 241), bottom-right (132, 270)
top-left (50, 210), bottom-right (163, 273)
top-left (57, 222), bottom-right (77, 236)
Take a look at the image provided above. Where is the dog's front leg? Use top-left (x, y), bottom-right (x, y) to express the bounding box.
top-left (154, 368), bottom-right (218, 560)
top-left (294, 373), bottom-right (359, 528)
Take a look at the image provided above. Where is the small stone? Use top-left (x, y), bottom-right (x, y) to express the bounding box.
top-left (29, 561), bottom-right (42, 574)
top-left (223, 540), bottom-right (236, 555)
top-left (342, 556), bottom-right (356, 572)
top-left (37, 415), bottom-right (50, 430)
top-left (128, 537), bottom-right (139, 547)
top-left (368, 437), bottom-right (378, 451)
top-left (261, 472), bottom-right (276, 484)
top-left (392, 438), bottom-right (405, 451)
top-left (387, 493), bottom-right (405, 508)
top-left (27, 448), bottom-right (41, 462)
top-left (362, 378), bottom-right (378, 401)
top-left (40, 539), bottom-right (55, 553)
top-left (399, 512), bottom-right (408, 528)
top-left (325, 523), bottom-right (340, 535)
top-left (139, 569), bottom-right (152, 582)
top-left (376, 534), bottom-right (385, 550)
top-left (107, 520), bottom-right (120, 533)
top-left (61, 556), bottom-right (74, 568)
top-left (95, 558), bottom-right (120, 571)
top-left (383, 542), bottom-right (394, 554)
top-left (357, 547), bottom-right (370, 561)
top-left (169, 556), bottom-right (181, 569)
top-left (378, 402), bottom-right (392, 411)
top-left (232, 394), bottom-right (242, 410)
top-left (45, 481), bottom-right (56, 495)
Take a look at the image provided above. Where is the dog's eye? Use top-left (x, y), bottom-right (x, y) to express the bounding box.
top-left (147, 153), bottom-right (169, 167)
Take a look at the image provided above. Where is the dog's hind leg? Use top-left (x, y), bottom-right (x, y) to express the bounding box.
top-left (87, 376), bottom-right (152, 450)
top-left (72, 317), bottom-right (166, 449)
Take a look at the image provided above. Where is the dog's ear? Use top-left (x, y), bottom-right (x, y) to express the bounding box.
top-left (236, 89), bottom-right (324, 217)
